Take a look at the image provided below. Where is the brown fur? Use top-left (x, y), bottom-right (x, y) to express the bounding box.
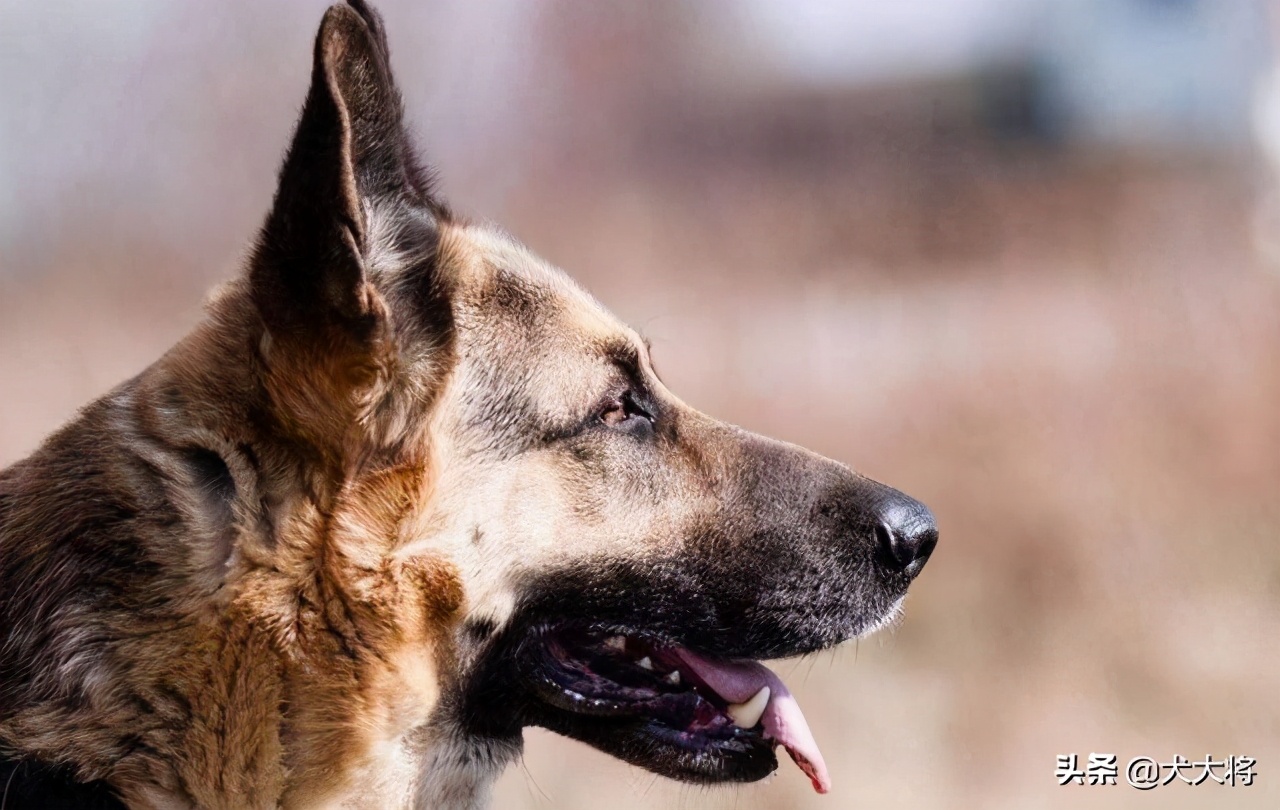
top-left (0, 264), bottom-right (469, 807)
top-left (0, 4), bottom-right (936, 808)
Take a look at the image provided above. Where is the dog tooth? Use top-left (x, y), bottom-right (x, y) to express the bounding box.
top-left (665, 670), bottom-right (681, 685)
top-left (637, 656), bottom-right (654, 671)
top-left (727, 685), bottom-right (770, 729)
top-left (603, 635), bottom-right (626, 652)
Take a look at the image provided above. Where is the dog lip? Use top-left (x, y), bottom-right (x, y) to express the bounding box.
top-left (526, 626), bottom-right (728, 718)
top-left (522, 623), bottom-right (773, 746)
top-left (519, 622), bottom-right (832, 794)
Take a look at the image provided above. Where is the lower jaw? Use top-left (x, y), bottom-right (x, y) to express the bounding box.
top-left (642, 719), bottom-right (763, 756)
top-left (530, 706), bottom-right (777, 785)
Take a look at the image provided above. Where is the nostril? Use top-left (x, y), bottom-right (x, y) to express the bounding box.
top-left (874, 522), bottom-right (906, 567)
top-left (877, 521), bottom-right (926, 570)
top-left (876, 498), bottom-right (938, 576)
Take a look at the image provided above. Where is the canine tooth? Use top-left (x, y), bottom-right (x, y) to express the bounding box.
top-left (637, 656), bottom-right (654, 671)
top-left (665, 670), bottom-right (681, 685)
top-left (603, 635), bottom-right (626, 652)
top-left (727, 685), bottom-right (770, 729)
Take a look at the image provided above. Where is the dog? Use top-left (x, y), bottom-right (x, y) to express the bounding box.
top-left (0, 2), bottom-right (937, 808)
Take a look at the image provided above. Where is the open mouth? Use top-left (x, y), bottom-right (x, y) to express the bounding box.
top-left (521, 624), bottom-right (831, 793)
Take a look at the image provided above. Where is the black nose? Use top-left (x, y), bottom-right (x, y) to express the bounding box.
top-left (875, 495), bottom-right (938, 577)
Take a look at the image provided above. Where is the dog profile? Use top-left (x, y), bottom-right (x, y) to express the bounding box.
top-left (0, 3), bottom-right (937, 808)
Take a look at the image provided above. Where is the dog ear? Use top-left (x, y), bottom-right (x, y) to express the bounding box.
top-left (250, 0), bottom-right (432, 338)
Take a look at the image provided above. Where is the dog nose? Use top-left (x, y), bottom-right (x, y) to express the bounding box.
top-left (875, 495), bottom-right (937, 577)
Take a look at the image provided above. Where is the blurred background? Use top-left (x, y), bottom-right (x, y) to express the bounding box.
top-left (2, 1), bottom-right (1279, 808)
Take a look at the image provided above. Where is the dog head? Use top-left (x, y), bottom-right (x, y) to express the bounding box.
top-left (248, 1), bottom-right (936, 793)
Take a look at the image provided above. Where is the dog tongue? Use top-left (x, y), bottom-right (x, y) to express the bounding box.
top-left (674, 649), bottom-right (831, 794)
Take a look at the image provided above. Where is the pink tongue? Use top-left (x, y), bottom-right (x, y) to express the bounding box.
top-left (673, 649), bottom-right (831, 794)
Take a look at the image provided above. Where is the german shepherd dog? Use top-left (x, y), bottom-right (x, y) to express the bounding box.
top-left (0, 3), bottom-right (937, 808)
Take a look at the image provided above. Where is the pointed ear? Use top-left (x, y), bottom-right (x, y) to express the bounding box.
top-left (250, 0), bottom-right (429, 335)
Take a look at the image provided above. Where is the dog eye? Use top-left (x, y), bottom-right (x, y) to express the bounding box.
top-left (599, 392), bottom-right (653, 434)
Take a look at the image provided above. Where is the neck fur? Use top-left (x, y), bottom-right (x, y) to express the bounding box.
top-left (410, 726), bottom-right (522, 810)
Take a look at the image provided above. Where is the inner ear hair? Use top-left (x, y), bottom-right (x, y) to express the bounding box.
top-left (249, 2), bottom-right (424, 336)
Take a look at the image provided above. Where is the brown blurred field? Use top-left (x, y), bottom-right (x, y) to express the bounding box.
top-left (2, 3), bottom-right (1279, 808)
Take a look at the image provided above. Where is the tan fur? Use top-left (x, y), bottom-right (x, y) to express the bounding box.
top-left (0, 208), bottom-right (663, 806)
top-left (0, 5), bottom-right (935, 807)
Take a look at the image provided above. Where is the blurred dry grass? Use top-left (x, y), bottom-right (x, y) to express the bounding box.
top-left (2, 3), bottom-right (1279, 808)
top-left (4, 145), bottom-right (1277, 809)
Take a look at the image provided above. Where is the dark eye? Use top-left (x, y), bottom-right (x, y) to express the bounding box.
top-left (599, 391), bottom-right (654, 435)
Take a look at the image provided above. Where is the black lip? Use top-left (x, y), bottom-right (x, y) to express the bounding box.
top-left (514, 623), bottom-right (779, 785)
top-left (534, 711), bottom-right (779, 786)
